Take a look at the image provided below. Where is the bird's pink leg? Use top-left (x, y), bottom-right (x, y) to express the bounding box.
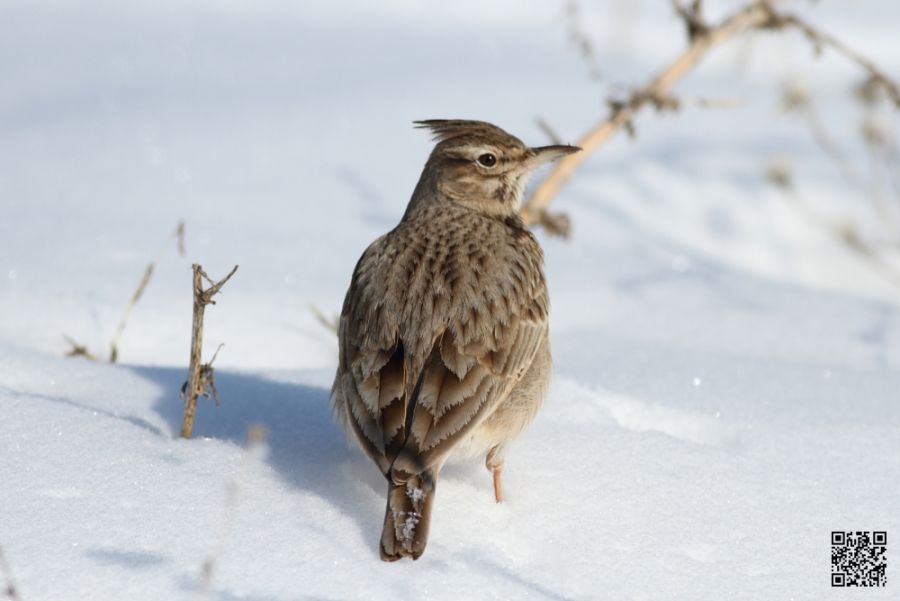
top-left (492, 467), bottom-right (503, 503)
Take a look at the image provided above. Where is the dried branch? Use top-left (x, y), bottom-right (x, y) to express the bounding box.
top-left (108, 264), bottom-right (154, 363)
top-left (63, 335), bottom-right (97, 361)
top-left (781, 81), bottom-right (868, 190)
top-left (521, 1), bottom-right (781, 225)
top-left (760, 9), bottom-right (900, 107)
top-left (857, 80), bottom-right (900, 218)
top-left (863, 118), bottom-right (900, 214)
top-left (780, 79), bottom-right (900, 238)
top-left (61, 221), bottom-right (186, 363)
top-left (673, 0), bottom-right (710, 41)
top-left (0, 544), bottom-right (22, 601)
top-left (181, 264), bottom-right (238, 439)
top-left (109, 220), bottom-right (186, 363)
top-left (533, 210), bottom-right (573, 239)
top-left (765, 159), bottom-right (900, 289)
top-left (564, 1), bottom-right (603, 81)
top-left (685, 96), bottom-right (747, 109)
top-left (181, 343), bottom-right (225, 408)
top-left (535, 117), bottom-right (563, 145)
top-left (520, 0), bottom-right (900, 230)
top-left (309, 304), bottom-right (339, 335)
top-left (175, 221), bottom-right (186, 256)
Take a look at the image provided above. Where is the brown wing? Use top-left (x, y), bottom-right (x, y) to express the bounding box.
top-left (390, 317), bottom-right (547, 478)
top-left (333, 207), bottom-right (548, 480)
top-left (337, 315), bottom-right (546, 481)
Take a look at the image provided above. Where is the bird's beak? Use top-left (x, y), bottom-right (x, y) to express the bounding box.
top-left (527, 144), bottom-right (582, 168)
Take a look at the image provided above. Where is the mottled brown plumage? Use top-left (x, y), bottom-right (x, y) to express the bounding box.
top-left (331, 119), bottom-right (579, 561)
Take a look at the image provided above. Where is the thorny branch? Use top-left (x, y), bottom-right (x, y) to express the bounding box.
top-left (520, 0), bottom-right (900, 235)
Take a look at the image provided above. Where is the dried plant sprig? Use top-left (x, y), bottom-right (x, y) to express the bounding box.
top-left (673, 0), bottom-right (710, 41)
top-left (109, 220), bottom-right (186, 363)
top-left (181, 264), bottom-right (238, 439)
top-left (63, 335), bottom-right (98, 361)
top-left (309, 304), bottom-right (339, 335)
top-left (181, 343), bottom-right (225, 408)
top-left (765, 158), bottom-right (900, 289)
top-left (520, 0), bottom-right (900, 230)
top-left (535, 117), bottom-right (564, 145)
top-left (779, 77), bottom-right (900, 236)
top-left (521, 1), bottom-right (783, 225)
top-left (564, 1), bottom-right (603, 81)
top-left (759, 8), bottom-right (900, 107)
top-left (108, 264), bottom-right (154, 363)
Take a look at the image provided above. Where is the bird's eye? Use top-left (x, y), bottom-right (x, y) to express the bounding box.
top-left (477, 153), bottom-right (497, 168)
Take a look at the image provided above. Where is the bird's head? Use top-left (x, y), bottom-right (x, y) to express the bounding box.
top-left (409, 119), bottom-right (580, 218)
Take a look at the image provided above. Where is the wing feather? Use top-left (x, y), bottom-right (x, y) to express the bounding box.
top-left (333, 206), bottom-right (549, 481)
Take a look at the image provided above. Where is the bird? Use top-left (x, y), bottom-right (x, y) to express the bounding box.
top-left (331, 119), bottom-right (580, 561)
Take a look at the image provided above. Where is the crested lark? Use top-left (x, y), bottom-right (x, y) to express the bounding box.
top-left (331, 119), bottom-right (579, 561)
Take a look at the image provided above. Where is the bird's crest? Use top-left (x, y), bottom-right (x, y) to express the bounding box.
top-left (413, 119), bottom-right (520, 145)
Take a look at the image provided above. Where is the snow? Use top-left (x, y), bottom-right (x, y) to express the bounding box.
top-left (2, 0), bottom-right (899, 599)
top-left (407, 487), bottom-right (426, 504)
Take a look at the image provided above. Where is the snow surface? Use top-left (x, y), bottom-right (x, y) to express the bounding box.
top-left (1, 1), bottom-right (899, 599)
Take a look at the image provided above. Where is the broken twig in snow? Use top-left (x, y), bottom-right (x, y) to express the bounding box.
top-left (180, 264), bottom-right (238, 439)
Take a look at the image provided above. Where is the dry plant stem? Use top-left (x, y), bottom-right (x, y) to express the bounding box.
top-left (182, 266), bottom-right (205, 439)
top-left (63, 335), bottom-right (97, 361)
top-left (564, 0), bottom-right (602, 81)
top-left (109, 263), bottom-right (153, 362)
top-left (108, 220), bottom-right (186, 363)
top-left (0, 544), bottom-right (22, 601)
top-left (860, 113), bottom-right (900, 224)
top-left (522, 0), bottom-right (900, 227)
top-left (767, 12), bottom-right (900, 108)
top-left (788, 90), bottom-right (900, 237)
top-left (309, 304), bottom-right (339, 335)
top-left (884, 142), bottom-right (900, 204)
top-left (777, 183), bottom-right (900, 289)
top-left (535, 117), bottom-right (563, 145)
top-left (521, 1), bottom-right (778, 225)
top-left (181, 264), bottom-right (238, 439)
top-left (801, 104), bottom-right (866, 192)
top-left (862, 137), bottom-right (898, 227)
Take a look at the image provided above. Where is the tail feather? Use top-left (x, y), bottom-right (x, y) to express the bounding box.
top-left (379, 473), bottom-right (435, 561)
